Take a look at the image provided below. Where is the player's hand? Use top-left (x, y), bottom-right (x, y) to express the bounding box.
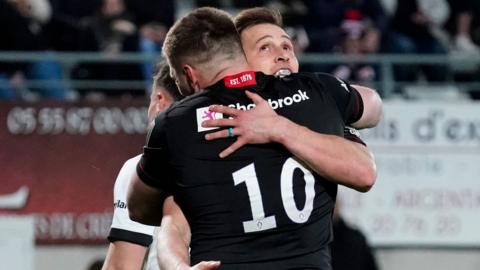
top-left (190, 261), bottom-right (221, 270)
top-left (202, 90), bottom-right (283, 158)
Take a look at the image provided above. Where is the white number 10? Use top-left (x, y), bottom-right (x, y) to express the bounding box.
top-left (232, 158), bottom-right (315, 233)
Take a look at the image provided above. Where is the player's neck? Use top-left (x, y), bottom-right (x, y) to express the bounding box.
top-left (210, 61), bottom-right (251, 85)
top-left (197, 53), bottom-right (251, 88)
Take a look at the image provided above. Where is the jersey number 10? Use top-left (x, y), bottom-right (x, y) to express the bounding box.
top-left (233, 157), bottom-right (315, 233)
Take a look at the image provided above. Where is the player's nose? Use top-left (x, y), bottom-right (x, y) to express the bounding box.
top-left (275, 54), bottom-right (289, 63)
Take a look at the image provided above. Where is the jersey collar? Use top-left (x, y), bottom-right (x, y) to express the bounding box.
top-left (208, 71), bottom-right (271, 92)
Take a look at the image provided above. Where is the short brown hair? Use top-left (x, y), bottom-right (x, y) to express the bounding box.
top-left (153, 61), bottom-right (182, 101)
top-left (162, 7), bottom-right (244, 77)
top-left (234, 7), bottom-right (283, 34)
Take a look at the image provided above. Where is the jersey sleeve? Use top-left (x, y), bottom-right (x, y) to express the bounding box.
top-left (344, 127), bottom-right (366, 146)
top-left (108, 156), bottom-right (155, 246)
top-left (136, 112), bottom-right (175, 193)
top-left (314, 73), bottom-right (364, 124)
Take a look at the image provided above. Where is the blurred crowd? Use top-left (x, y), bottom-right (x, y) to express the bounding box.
top-left (1, 0), bottom-right (480, 100)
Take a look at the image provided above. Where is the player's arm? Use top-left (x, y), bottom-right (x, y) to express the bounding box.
top-left (103, 157), bottom-right (155, 270)
top-left (321, 73), bottom-right (383, 129)
top-left (315, 73), bottom-right (383, 129)
top-left (157, 197), bottom-right (191, 269)
top-left (157, 197), bottom-right (221, 270)
top-left (127, 113), bottom-right (173, 226)
top-left (271, 118), bottom-right (376, 192)
top-left (102, 242), bottom-right (147, 270)
top-left (350, 84), bottom-right (383, 129)
top-left (203, 91), bottom-right (376, 192)
top-left (127, 171), bottom-right (168, 226)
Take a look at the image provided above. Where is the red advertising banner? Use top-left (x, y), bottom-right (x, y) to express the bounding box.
top-left (0, 100), bottom-right (148, 244)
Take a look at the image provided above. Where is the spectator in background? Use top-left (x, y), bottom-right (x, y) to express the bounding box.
top-left (49, 0), bottom-right (99, 20)
top-left (0, 0), bottom-right (35, 99)
top-left (468, 2), bottom-right (480, 99)
top-left (84, 0), bottom-right (136, 55)
top-left (332, 202), bottom-right (379, 270)
top-left (471, 2), bottom-right (480, 47)
top-left (332, 9), bottom-right (377, 86)
top-left (125, 0), bottom-right (175, 87)
top-left (445, 0), bottom-right (480, 55)
top-left (137, 22), bottom-right (168, 87)
top-left (444, 0), bottom-right (480, 100)
top-left (45, 0), bottom-right (99, 51)
top-left (302, 0), bottom-right (389, 53)
top-left (78, 0), bottom-right (143, 98)
top-left (388, 0), bottom-right (450, 83)
top-left (0, 0), bottom-right (66, 100)
top-left (267, 1), bottom-right (310, 62)
top-left (126, 0), bottom-right (174, 28)
top-left (294, 0), bottom-right (388, 74)
top-left (8, 0), bottom-right (52, 27)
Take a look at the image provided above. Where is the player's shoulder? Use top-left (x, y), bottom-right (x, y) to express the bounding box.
top-left (295, 72), bottom-right (353, 100)
top-left (116, 155), bottom-right (141, 181)
top-left (297, 72), bottom-right (344, 86)
top-left (284, 72), bottom-right (339, 89)
top-left (122, 155), bottom-right (142, 170)
top-left (147, 92), bottom-right (213, 146)
top-left (113, 155), bottom-right (142, 195)
top-left (162, 91), bottom-right (212, 120)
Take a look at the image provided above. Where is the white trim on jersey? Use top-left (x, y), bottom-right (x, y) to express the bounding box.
top-left (110, 155), bottom-right (156, 237)
top-left (145, 228), bottom-right (160, 270)
top-left (109, 155), bottom-right (161, 269)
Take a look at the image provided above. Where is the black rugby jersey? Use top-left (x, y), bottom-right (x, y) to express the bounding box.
top-left (137, 71), bottom-right (364, 269)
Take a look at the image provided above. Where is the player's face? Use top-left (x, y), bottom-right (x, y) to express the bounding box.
top-left (240, 23), bottom-right (299, 77)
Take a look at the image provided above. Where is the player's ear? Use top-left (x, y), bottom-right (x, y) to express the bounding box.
top-left (156, 90), bottom-right (173, 111)
top-left (183, 64), bottom-right (201, 91)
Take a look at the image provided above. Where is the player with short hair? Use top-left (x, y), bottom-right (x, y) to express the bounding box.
top-left (128, 7), bottom-right (381, 270)
top-left (234, 7), bottom-right (381, 130)
top-left (156, 7), bottom-right (378, 270)
top-left (103, 8), bottom-right (374, 270)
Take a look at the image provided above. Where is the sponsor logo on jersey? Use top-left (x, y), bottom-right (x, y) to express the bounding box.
top-left (113, 199), bottom-right (127, 209)
top-left (345, 126), bottom-right (360, 137)
top-left (196, 107), bottom-right (223, 132)
top-left (228, 89), bottom-right (309, 111)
